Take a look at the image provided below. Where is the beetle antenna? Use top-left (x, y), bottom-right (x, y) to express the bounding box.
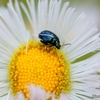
top-left (62, 43), bottom-right (71, 47)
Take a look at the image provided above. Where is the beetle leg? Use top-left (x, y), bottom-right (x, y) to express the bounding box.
top-left (40, 40), bottom-right (48, 45)
top-left (48, 44), bottom-right (53, 47)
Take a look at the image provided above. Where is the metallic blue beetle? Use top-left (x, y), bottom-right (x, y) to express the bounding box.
top-left (39, 30), bottom-right (61, 49)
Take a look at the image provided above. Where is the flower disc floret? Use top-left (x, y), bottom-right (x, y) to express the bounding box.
top-left (8, 41), bottom-right (70, 98)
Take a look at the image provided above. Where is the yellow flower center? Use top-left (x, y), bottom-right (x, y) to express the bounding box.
top-left (8, 40), bottom-right (70, 99)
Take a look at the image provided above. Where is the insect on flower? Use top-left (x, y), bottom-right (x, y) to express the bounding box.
top-left (39, 30), bottom-right (71, 49)
top-left (0, 0), bottom-right (100, 100)
top-left (39, 30), bottom-right (61, 49)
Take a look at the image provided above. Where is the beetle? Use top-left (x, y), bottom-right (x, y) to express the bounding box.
top-left (39, 30), bottom-right (61, 49)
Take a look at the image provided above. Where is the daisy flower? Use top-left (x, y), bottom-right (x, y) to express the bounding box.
top-left (0, 0), bottom-right (100, 100)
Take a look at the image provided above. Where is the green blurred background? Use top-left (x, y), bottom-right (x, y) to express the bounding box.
top-left (0, 0), bottom-right (100, 7)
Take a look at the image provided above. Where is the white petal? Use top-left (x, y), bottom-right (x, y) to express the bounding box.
top-left (16, 92), bottom-right (25, 100)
